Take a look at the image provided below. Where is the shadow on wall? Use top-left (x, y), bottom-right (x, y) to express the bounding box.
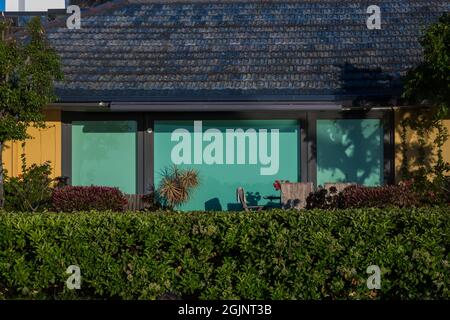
top-left (395, 109), bottom-right (450, 181)
top-left (245, 191), bottom-right (261, 206)
top-left (314, 119), bottom-right (383, 186)
top-left (333, 63), bottom-right (450, 184)
top-left (303, 62), bottom-right (401, 186)
top-left (336, 62), bottom-right (403, 103)
top-left (227, 203), bottom-right (242, 211)
top-left (205, 198), bottom-right (222, 211)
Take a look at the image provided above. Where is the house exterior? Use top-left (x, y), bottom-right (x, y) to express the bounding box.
top-left (3, 0), bottom-right (450, 210)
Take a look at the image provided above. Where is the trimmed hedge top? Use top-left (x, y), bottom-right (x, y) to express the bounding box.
top-left (0, 208), bottom-right (448, 300)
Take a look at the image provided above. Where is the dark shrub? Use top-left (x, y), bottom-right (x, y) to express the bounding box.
top-left (141, 192), bottom-right (162, 211)
top-left (443, 176), bottom-right (450, 204)
top-left (409, 176), bottom-right (450, 206)
top-left (340, 184), bottom-right (420, 209)
top-left (4, 162), bottom-right (53, 212)
top-left (306, 184), bottom-right (420, 209)
top-left (51, 186), bottom-right (128, 212)
top-left (306, 187), bottom-right (342, 209)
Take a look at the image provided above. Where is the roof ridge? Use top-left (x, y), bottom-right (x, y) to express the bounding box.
top-left (42, 0), bottom-right (360, 32)
top-left (44, 0), bottom-right (291, 31)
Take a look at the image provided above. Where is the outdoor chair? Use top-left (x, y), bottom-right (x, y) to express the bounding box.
top-left (280, 182), bottom-right (314, 210)
top-left (236, 187), bottom-right (265, 211)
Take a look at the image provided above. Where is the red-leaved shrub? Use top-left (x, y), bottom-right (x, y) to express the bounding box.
top-left (306, 183), bottom-right (421, 209)
top-left (52, 186), bottom-right (128, 212)
top-left (340, 184), bottom-right (419, 209)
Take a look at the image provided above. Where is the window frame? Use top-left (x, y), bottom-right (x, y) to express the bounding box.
top-left (61, 112), bottom-right (146, 194)
top-left (308, 110), bottom-right (394, 187)
top-left (61, 109), bottom-right (394, 196)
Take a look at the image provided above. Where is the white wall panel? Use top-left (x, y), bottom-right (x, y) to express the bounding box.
top-left (5, 0), bottom-right (65, 12)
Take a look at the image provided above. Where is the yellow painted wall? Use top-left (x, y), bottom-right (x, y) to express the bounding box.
top-left (2, 110), bottom-right (62, 178)
top-left (394, 108), bottom-right (450, 182)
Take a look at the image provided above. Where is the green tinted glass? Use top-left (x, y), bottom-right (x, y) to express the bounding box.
top-left (317, 119), bottom-right (383, 186)
top-left (154, 120), bottom-right (299, 211)
top-left (72, 120), bottom-right (137, 194)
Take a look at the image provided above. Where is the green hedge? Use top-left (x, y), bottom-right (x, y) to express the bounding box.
top-left (0, 208), bottom-right (448, 300)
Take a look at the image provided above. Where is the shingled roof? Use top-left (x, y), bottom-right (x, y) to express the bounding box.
top-left (46, 0), bottom-right (450, 102)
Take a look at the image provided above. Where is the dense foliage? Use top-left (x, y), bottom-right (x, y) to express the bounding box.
top-left (0, 17), bottom-right (62, 207)
top-left (0, 208), bottom-right (448, 300)
top-left (306, 183), bottom-right (425, 210)
top-left (4, 161), bottom-right (53, 212)
top-left (51, 186), bottom-right (128, 212)
top-left (306, 187), bottom-right (343, 210)
top-left (339, 184), bottom-right (422, 208)
top-left (403, 12), bottom-right (449, 116)
top-left (401, 13), bottom-right (450, 189)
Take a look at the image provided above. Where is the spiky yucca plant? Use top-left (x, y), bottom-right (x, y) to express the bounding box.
top-left (157, 166), bottom-right (199, 209)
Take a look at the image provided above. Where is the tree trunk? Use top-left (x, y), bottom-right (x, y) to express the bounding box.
top-left (0, 141), bottom-right (4, 209)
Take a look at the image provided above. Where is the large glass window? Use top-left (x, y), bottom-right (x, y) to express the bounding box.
top-left (154, 120), bottom-right (299, 211)
top-left (71, 120), bottom-right (138, 194)
top-left (316, 119), bottom-right (383, 186)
